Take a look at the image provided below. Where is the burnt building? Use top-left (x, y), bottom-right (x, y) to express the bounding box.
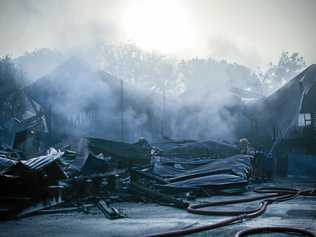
top-left (237, 65), bottom-right (316, 177)
top-left (26, 58), bottom-right (163, 143)
top-left (0, 89), bottom-right (48, 156)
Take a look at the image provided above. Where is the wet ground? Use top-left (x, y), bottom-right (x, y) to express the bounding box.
top-left (1, 177), bottom-right (315, 237)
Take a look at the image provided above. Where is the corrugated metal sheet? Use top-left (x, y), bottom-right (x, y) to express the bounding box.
top-left (0, 157), bottom-right (17, 174)
top-left (0, 157), bottom-right (31, 176)
top-left (22, 148), bottom-right (64, 172)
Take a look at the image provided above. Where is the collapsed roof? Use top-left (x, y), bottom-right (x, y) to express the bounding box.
top-left (26, 57), bottom-right (160, 141)
top-left (241, 65), bottom-right (316, 146)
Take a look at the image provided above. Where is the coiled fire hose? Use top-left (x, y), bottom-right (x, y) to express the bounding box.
top-left (145, 187), bottom-right (316, 237)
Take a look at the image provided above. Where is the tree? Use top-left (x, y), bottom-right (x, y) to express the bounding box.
top-left (97, 43), bottom-right (180, 95)
top-left (0, 56), bottom-right (26, 122)
top-left (0, 56), bottom-right (25, 96)
top-left (262, 51), bottom-right (306, 94)
top-left (15, 48), bottom-right (64, 81)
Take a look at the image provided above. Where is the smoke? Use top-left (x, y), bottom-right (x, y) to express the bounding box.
top-left (23, 46), bottom-right (252, 143)
top-left (0, 0), bottom-right (122, 56)
top-left (1, 0), bottom-right (315, 65)
top-left (167, 64), bottom-right (241, 141)
top-left (27, 56), bottom-right (161, 142)
top-left (208, 37), bottom-right (262, 69)
top-left (17, 44), bottom-right (307, 144)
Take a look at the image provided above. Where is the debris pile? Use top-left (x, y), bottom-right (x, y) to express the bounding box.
top-left (0, 148), bottom-right (65, 219)
top-left (1, 60), bottom-right (315, 236)
top-left (0, 135), bottom-right (257, 220)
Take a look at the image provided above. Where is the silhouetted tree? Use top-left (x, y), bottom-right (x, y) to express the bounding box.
top-left (261, 51), bottom-right (306, 94)
top-left (97, 43), bottom-right (181, 95)
top-left (0, 56), bottom-right (26, 122)
top-left (15, 48), bottom-right (63, 81)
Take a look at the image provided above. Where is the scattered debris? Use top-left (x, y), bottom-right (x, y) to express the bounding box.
top-left (0, 136), bottom-right (253, 220)
top-left (0, 63), bottom-right (315, 237)
top-left (96, 198), bottom-right (124, 220)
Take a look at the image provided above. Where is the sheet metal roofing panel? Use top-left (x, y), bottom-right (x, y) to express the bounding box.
top-left (22, 149), bottom-right (64, 172)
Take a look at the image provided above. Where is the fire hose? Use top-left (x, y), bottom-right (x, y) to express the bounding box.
top-left (145, 187), bottom-right (316, 237)
top-left (235, 227), bottom-right (315, 237)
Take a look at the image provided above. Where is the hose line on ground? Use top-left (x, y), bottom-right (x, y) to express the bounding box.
top-left (145, 187), bottom-right (316, 237)
top-left (235, 226), bottom-right (315, 237)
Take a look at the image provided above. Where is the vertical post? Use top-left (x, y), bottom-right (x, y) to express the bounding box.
top-left (47, 103), bottom-right (52, 140)
top-left (120, 80), bottom-right (124, 142)
top-left (161, 89), bottom-right (166, 138)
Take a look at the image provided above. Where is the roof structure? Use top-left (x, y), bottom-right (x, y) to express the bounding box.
top-left (243, 65), bottom-right (316, 146)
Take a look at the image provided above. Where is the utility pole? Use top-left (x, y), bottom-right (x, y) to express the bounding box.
top-left (120, 80), bottom-right (124, 142)
top-left (161, 88), bottom-right (166, 138)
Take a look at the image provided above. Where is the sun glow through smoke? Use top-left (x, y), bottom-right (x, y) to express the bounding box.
top-left (122, 0), bottom-right (195, 55)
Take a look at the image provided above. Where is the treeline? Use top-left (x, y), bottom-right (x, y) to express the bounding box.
top-left (11, 44), bottom-right (306, 98)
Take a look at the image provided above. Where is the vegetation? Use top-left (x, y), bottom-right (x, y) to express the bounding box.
top-left (12, 45), bottom-right (307, 98)
top-left (0, 56), bottom-right (26, 122)
top-left (260, 51), bottom-right (306, 94)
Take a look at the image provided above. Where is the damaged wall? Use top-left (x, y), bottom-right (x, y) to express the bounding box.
top-left (25, 56), bottom-right (250, 143)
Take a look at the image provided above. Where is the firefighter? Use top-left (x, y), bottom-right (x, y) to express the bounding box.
top-left (239, 138), bottom-right (262, 180)
top-left (239, 138), bottom-right (249, 154)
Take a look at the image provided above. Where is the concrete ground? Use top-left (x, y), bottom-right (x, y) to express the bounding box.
top-left (1, 178), bottom-right (315, 237)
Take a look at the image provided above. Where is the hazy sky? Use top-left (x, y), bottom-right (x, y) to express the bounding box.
top-left (0, 0), bottom-right (315, 68)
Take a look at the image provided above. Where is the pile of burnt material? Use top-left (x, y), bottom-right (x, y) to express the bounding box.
top-left (0, 136), bottom-right (258, 220)
top-left (129, 140), bottom-right (254, 205)
top-left (0, 136), bottom-right (154, 220)
top-left (0, 148), bottom-right (66, 219)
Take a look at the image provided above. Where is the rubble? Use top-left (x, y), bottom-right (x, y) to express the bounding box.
top-left (71, 152), bottom-right (111, 176)
top-left (129, 182), bottom-right (189, 209)
top-left (96, 198), bottom-right (124, 220)
top-left (0, 149), bottom-right (65, 220)
top-left (0, 135), bottom-right (254, 221)
top-left (87, 137), bottom-right (152, 162)
top-left (0, 90), bottom-right (48, 157)
top-left (155, 140), bottom-right (240, 159)
top-left (22, 148), bottom-right (67, 181)
top-left (0, 64), bottom-right (315, 236)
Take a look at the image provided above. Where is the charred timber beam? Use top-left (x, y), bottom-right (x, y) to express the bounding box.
top-left (130, 169), bottom-right (168, 184)
top-left (129, 182), bottom-right (188, 209)
top-left (96, 198), bottom-right (123, 220)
